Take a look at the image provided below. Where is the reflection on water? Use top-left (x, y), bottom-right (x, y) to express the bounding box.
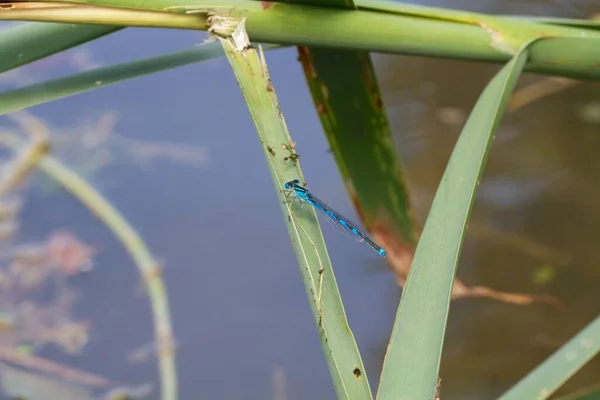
top-left (474, 170), bottom-right (569, 209)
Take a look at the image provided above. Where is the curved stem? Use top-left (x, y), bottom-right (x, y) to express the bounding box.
top-left (34, 155), bottom-right (177, 400)
top-left (0, 111), bottom-right (50, 197)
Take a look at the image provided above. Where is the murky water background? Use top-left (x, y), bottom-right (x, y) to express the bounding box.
top-left (0, 0), bottom-right (599, 399)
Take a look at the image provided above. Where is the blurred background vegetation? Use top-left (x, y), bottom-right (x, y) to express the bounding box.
top-left (0, 0), bottom-right (599, 399)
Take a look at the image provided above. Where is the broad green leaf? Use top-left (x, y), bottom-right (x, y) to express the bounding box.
top-left (220, 22), bottom-right (371, 399)
top-left (0, 41), bottom-right (225, 115)
top-left (285, 0), bottom-right (419, 280)
top-left (376, 45), bottom-right (531, 400)
top-left (499, 316), bottom-right (600, 400)
top-left (298, 49), bottom-right (419, 264)
top-left (0, 22), bottom-right (120, 73)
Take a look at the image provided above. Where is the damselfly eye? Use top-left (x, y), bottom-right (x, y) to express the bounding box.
top-left (284, 180), bottom-right (300, 189)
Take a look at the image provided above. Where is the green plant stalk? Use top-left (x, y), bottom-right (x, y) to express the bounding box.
top-left (3, 0), bottom-right (600, 80)
top-left (510, 15), bottom-right (600, 31)
top-left (376, 46), bottom-right (530, 399)
top-left (0, 112), bottom-right (49, 197)
top-left (499, 315), bottom-right (600, 400)
top-left (0, 3), bottom-right (206, 29)
top-left (0, 22), bottom-right (120, 73)
top-left (219, 21), bottom-right (371, 399)
top-left (30, 154), bottom-right (177, 400)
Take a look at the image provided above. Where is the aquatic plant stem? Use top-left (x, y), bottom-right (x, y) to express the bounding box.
top-left (34, 154), bottom-right (177, 400)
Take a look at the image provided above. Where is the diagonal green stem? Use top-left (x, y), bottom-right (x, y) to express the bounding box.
top-left (219, 20), bottom-right (372, 398)
top-left (2, 0), bottom-right (600, 81)
top-left (499, 316), bottom-right (600, 400)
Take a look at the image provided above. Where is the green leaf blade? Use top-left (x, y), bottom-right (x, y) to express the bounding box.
top-left (499, 316), bottom-right (600, 400)
top-left (376, 47), bottom-right (530, 400)
top-left (220, 29), bottom-right (372, 399)
top-left (0, 22), bottom-right (120, 73)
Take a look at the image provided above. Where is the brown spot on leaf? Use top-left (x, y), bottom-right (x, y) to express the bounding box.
top-left (297, 47), bottom-right (317, 79)
top-left (374, 95), bottom-right (384, 111)
top-left (316, 103), bottom-right (326, 115)
top-left (142, 262), bottom-right (163, 285)
top-left (353, 367), bottom-right (361, 379)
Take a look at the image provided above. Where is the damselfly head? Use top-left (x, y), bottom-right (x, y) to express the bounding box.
top-left (284, 179), bottom-right (301, 190)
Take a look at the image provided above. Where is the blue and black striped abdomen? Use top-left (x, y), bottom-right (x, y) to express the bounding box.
top-left (284, 180), bottom-right (387, 257)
